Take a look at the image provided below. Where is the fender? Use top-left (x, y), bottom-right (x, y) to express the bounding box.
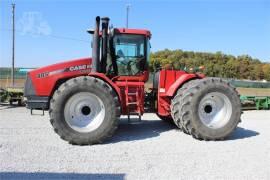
top-left (166, 74), bottom-right (202, 97)
top-left (157, 70), bottom-right (204, 117)
top-left (87, 72), bottom-right (122, 102)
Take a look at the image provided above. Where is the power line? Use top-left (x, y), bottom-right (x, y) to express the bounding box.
top-left (48, 34), bottom-right (90, 43)
top-left (0, 28), bottom-right (90, 43)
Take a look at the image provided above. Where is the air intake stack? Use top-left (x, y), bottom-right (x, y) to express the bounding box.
top-left (100, 17), bottom-right (110, 73)
top-left (91, 16), bottom-right (101, 72)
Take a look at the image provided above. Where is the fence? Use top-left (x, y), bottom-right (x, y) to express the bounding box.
top-left (227, 79), bottom-right (270, 88)
top-left (0, 67), bottom-right (34, 88)
top-left (0, 67), bottom-right (34, 79)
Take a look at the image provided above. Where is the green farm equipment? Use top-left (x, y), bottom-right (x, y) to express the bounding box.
top-left (240, 95), bottom-right (270, 110)
top-left (0, 87), bottom-right (25, 106)
top-left (254, 96), bottom-right (270, 110)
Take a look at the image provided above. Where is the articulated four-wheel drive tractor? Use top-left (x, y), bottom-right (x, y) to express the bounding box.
top-left (24, 17), bottom-right (241, 145)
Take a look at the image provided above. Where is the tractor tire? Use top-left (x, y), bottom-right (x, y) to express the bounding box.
top-left (49, 76), bottom-right (120, 145)
top-left (171, 79), bottom-right (200, 132)
top-left (172, 78), bottom-right (241, 140)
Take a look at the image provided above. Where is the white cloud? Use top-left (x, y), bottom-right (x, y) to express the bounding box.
top-left (18, 11), bottom-right (52, 36)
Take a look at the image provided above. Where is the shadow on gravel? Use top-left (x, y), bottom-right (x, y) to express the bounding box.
top-left (108, 119), bottom-right (259, 143)
top-left (0, 172), bottom-right (125, 180)
top-left (107, 118), bottom-right (176, 144)
top-left (0, 103), bottom-right (19, 110)
top-left (0, 104), bottom-right (17, 111)
top-left (227, 127), bottom-right (259, 140)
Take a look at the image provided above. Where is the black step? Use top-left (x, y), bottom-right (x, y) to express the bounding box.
top-left (129, 112), bottom-right (140, 115)
top-left (128, 114), bottom-right (142, 123)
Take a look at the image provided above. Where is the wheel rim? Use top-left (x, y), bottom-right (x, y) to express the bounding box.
top-left (198, 92), bottom-right (232, 129)
top-left (64, 92), bottom-right (105, 133)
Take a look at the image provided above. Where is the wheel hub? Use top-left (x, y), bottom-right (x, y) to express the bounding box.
top-left (64, 92), bottom-right (105, 133)
top-left (204, 104), bottom-right (212, 114)
top-left (81, 106), bottom-right (91, 116)
top-left (198, 92), bottom-right (232, 129)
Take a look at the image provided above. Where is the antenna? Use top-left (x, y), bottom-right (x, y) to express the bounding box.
top-left (126, 4), bottom-right (131, 28)
top-left (11, 3), bottom-right (15, 87)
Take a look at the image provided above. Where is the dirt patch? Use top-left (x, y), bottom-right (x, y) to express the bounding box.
top-left (0, 79), bottom-right (25, 88)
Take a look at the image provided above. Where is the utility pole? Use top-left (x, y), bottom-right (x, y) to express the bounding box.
top-left (11, 3), bottom-right (15, 87)
top-left (126, 4), bottom-right (130, 28)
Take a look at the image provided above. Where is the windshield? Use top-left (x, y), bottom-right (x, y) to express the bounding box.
top-left (113, 34), bottom-right (146, 75)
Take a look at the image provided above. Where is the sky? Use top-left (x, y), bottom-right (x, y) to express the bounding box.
top-left (0, 0), bottom-right (269, 68)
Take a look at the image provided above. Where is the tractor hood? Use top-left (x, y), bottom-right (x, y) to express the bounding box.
top-left (29, 57), bottom-right (92, 77)
top-left (25, 57), bottom-right (92, 97)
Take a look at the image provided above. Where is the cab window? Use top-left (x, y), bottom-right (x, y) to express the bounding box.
top-left (114, 34), bottom-right (146, 75)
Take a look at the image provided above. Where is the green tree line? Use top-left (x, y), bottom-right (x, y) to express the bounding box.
top-left (150, 49), bottom-right (270, 81)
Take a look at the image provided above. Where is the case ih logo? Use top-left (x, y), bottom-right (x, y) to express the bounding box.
top-left (69, 64), bottom-right (91, 72)
top-left (37, 64), bottom-right (91, 78)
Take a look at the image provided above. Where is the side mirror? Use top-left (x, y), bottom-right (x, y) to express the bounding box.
top-left (87, 29), bottom-right (94, 34)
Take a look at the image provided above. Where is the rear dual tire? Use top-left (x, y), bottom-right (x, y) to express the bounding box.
top-left (171, 78), bottom-right (241, 140)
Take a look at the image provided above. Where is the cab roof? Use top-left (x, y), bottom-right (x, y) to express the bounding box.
top-left (114, 28), bottom-right (151, 38)
top-left (87, 28), bottom-right (151, 38)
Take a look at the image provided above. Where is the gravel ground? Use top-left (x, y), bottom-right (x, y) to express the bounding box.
top-left (0, 105), bottom-right (270, 180)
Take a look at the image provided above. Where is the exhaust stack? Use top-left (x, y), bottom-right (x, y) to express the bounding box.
top-left (92, 16), bottom-right (100, 72)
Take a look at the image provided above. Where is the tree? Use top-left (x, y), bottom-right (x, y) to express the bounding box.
top-left (150, 49), bottom-right (269, 81)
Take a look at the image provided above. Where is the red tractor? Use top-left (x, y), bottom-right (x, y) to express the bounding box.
top-left (24, 17), bottom-right (241, 145)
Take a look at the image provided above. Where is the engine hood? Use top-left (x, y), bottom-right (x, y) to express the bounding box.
top-left (29, 57), bottom-right (92, 76)
top-left (25, 57), bottom-right (92, 96)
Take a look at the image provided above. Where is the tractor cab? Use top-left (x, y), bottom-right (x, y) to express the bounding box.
top-left (89, 17), bottom-right (151, 82)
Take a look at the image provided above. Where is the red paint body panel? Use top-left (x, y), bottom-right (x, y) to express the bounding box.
top-left (112, 71), bottom-right (149, 82)
top-left (29, 58), bottom-right (92, 96)
top-left (166, 74), bottom-right (198, 97)
top-left (114, 81), bottom-right (144, 115)
top-left (115, 28), bottom-right (151, 37)
top-left (157, 70), bottom-right (204, 117)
